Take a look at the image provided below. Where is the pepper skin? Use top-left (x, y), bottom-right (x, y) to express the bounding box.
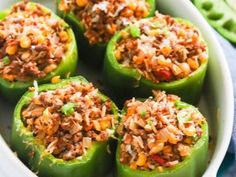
top-left (193, 0), bottom-right (236, 43)
top-left (0, 2), bottom-right (78, 102)
top-left (116, 101), bottom-right (209, 177)
top-left (56, 0), bottom-right (156, 68)
top-left (11, 76), bottom-right (119, 177)
top-left (103, 19), bottom-right (208, 104)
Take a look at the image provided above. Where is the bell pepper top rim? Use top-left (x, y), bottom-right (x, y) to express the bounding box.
top-left (116, 101), bottom-right (209, 174)
top-left (13, 76), bottom-right (119, 166)
top-left (0, 2), bottom-right (78, 90)
top-left (105, 18), bottom-right (208, 89)
top-left (56, 0), bottom-right (156, 47)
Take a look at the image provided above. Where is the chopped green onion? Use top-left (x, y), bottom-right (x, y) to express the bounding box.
top-left (175, 100), bottom-right (190, 109)
top-left (2, 56), bottom-right (10, 65)
top-left (147, 120), bottom-right (153, 126)
top-left (130, 26), bottom-right (141, 38)
top-left (163, 27), bottom-right (169, 35)
top-left (152, 21), bottom-right (161, 28)
top-left (43, 108), bottom-right (50, 117)
top-left (141, 110), bottom-right (146, 118)
top-left (61, 102), bottom-right (76, 116)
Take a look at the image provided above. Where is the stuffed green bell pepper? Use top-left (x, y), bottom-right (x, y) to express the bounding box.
top-left (103, 12), bottom-right (208, 104)
top-left (0, 1), bottom-right (78, 101)
top-left (56, 0), bottom-right (155, 67)
top-left (116, 90), bottom-right (209, 177)
top-left (193, 0), bottom-right (236, 43)
top-left (11, 76), bottom-right (119, 177)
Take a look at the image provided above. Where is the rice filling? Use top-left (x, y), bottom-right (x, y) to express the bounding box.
top-left (59, 0), bottom-right (150, 44)
top-left (0, 1), bottom-right (70, 81)
top-left (22, 82), bottom-right (116, 161)
top-left (117, 90), bottom-right (206, 170)
top-left (115, 12), bottom-right (208, 83)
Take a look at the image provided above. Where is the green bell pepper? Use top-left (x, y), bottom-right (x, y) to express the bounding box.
top-left (11, 76), bottom-right (119, 177)
top-left (0, 2), bottom-right (78, 102)
top-left (116, 101), bottom-right (209, 177)
top-left (56, 0), bottom-right (156, 68)
top-left (103, 19), bottom-right (208, 104)
top-left (193, 0), bottom-right (236, 43)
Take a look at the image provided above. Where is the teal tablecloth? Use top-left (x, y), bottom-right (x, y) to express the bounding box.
top-left (215, 32), bottom-right (236, 177)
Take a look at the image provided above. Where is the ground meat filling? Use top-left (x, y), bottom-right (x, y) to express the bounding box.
top-left (59, 0), bottom-right (150, 44)
top-left (117, 91), bottom-right (205, 170)
top-left (0, 1), bottom-right (70, 82)
top-left (22, 82), bottom-right (116, 161)
top-left (115, 12), bottom-right (208, 83)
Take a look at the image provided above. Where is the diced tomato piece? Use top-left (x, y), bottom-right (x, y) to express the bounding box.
top-left (150, 154), bottom-right (166, 165)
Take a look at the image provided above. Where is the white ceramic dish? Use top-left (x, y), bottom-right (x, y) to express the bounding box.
top-left (0, 0), bottom-right (234, 177)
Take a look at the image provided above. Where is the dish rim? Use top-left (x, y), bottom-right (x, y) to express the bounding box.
top-left (157, 0), bottom-right (234, 176)
top-left (0, 0), bottom-right (234, 177)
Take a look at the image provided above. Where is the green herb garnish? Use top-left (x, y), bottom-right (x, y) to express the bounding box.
top-left (2, 56), bottom-right (10, 65)
top-left (163, 27), bottom-right (169, 35)
top-left (152, 21), bottom-right (161, 28)
top-left (130, 26), bottom-right (141, 38)
top-left (147, 120), bottom-right (153, 126)
top-left (141, 110), bottom-right (146, 118)
top-left (175, 100), bottom-right (191, 109)
top-left (43, 108), bottom-right (50, 117)
top-left (61, 102), bottom-right (76, 116)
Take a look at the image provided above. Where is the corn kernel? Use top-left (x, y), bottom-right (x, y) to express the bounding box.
top-left (51, 76), bottom-right (61, 84)
top-left (115, 50), bottom-right (121, 60)
top-left (157, 55), bottom-right (171, 67)
top-left (187, 58), bottom-right (199, 70)
top-left (20, 36), bottom-right (31, 49)
top-left (136, 153), bottom-right (147, 166)
top-left (59, 31), bottom-right (69, 42)
top-left (158, 166), bottom-right (164, 172)
top-left (44, 64), bottom-right (57, 74)
top-left (76, 0), bottom-right (88, 7)
top-left (6, 45), bottom-right (18, 55)
top-left (100, 120), bottom-right (111, 130)
top-left (161, 46), bottom-right (172, 55)
top-left (37, 35), bottom-right (45, 44)
top-left (93, 120), bottom-right (101, 131)
top-left (171, 64), bottom-right (182, 76)
top-left (142, 8), bottom-right (149, 17)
